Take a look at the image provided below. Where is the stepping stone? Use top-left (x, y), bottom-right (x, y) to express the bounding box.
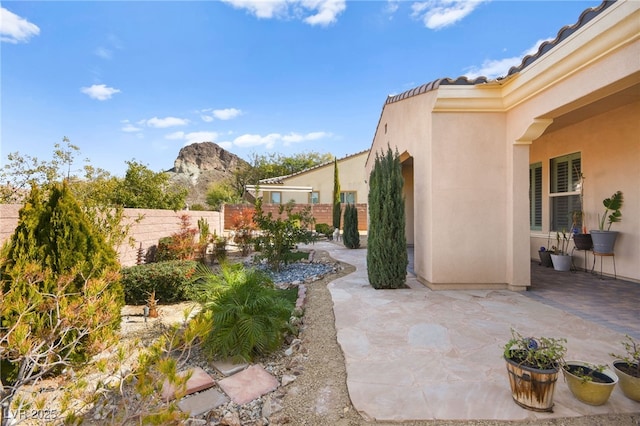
top-left (211, 359), bottom-right (249, 376)
top-left (161, 367), bottom-right (215, 401)
top-left (178, 388), bottom-right (229, 416)
top-left (218, 364), bottom-right (279, 405)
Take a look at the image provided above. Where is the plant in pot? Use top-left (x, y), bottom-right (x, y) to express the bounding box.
top-left (562, 361), bottom-right (618, 405)
top-left (591, 191), bottom-right (623, 254)
top-left (503, 329), bottom-right (567, 412)
top-left (550, 230), bottom-right (572, 272)
top-left (610, 334), bottom-right (640, 402)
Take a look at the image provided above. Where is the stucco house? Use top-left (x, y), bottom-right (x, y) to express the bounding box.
top-left (367, 0), bottom-right (639, 290)
top-left (253, 150), bottom-right (368, 206)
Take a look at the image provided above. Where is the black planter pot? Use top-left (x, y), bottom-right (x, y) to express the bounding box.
top-left (573, 233), bottom-right (593, 251)
top-left (539, 250), bottom-right (553, 267)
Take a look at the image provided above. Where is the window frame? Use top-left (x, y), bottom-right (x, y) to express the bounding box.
top-left (549, 152), bottom-right (581, 232)
top-left (309, 191), bottom-right (320, 204)
top-left (269, 191), bottom-right (282, 204)
top-left (340, 191), bottom-right (357, 204)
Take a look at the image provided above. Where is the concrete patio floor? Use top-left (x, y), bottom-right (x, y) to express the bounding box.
top-left (305, 241), bottom-right (640, 423)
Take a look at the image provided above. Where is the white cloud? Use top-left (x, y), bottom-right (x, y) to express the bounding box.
top-left (81, 84), bottom-right (121, 101)
top-left (165, 131), bottom-right (219, 145)
top-left (303, 0), bottom-right (347, 26)
top-left (229, 131), bottom-right (331, 149)
top-left (465, 38), bottom-right (553, 79)
top-left (184, 131), bottom-right (219, 144)
top-left (121, 120), bottom-right (142, 132)
top-left (411, 0), bottom-right (488, 30)
top-left (1, 7), bottom-right (40, 44)
top-left (221, 0), bottom-right (346, 26)
top-left (213, 108), bottom-right (243, 120)
top-left (146, 116), bottom-right (190, 128)
top-left (95, 47), bottom-right (112, 59)
top-left (234, 133), bottom-right (282, 149)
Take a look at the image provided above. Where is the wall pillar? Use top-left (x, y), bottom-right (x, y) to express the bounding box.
top-left (507, 118), bottom-right (554, 291)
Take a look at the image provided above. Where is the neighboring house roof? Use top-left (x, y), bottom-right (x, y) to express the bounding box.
top-left (385, 0), bottom-right (615, 106)
top-left (259, 150), bottom-right (369, 185)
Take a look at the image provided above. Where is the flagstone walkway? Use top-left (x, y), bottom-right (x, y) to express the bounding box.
top-left (306, 241), bottom-right (640, 423)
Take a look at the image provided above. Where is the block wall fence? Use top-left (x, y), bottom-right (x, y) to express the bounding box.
top-left (0, 205), bottom-right (223, 267)
top-left (223, 203), bottom-right (368, 232)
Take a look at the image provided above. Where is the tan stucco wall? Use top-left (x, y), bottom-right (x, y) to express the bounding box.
top-left (263, 152), bottom-right (368, 205)
top-left (367, 0), bottom-right (639, 289)
top-left (529, 101), bottom-right (640, 281)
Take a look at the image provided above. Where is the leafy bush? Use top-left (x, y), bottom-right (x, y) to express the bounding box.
top-left (343, 203), bottom-right (360, 249)
top-left (193, 263), bottom-right (295, 362)
top-left (230, 207), bottom-right (257, 256)
top-left (253, 199), bottom-right (315, 271)
top-left (121, 260), bottom-right (199, 304)
top-left (315, 223), bottom-right (334, 239)
top-left (154, 215), bottom-right (199, 261)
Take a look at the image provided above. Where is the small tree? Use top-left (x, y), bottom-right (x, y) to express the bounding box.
top-left (253, 198), bottom-right (315, 271)
top-left (0, 183), bottom-right (123, 423)
top-left (230, 207), bottom-right (257, 256)
top-left (332, 158), bottom-right (341, 231)
top-left (367, 146), bottom-right (408, 289)
top-left (343, 204), bottom-right (360, 249)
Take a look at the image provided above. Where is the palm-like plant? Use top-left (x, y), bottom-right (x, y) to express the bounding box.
top-left (193, 263), bottom-right (294, 362)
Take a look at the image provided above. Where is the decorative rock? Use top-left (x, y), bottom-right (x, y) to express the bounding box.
top-left (211, 359), bottom-right (249, 377)
top-left (281, 374), bottom-right (296, 386)
top-left (178, 388), bottom-right (229, 416)
top-left (220, 411), bottom-right (241, 426)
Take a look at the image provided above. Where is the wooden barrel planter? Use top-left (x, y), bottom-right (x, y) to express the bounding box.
top-left (505, 357), bottom-right (559, 412)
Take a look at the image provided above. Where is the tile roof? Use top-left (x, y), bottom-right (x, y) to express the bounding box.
top-left (259, 149), bottom-right (369, 185)
top-left (385, 0), bottom-right (615, 106)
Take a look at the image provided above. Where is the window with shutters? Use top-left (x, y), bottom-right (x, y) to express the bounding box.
top-left (550, 153), bottom-right (581, 231)
top-left (529, 163), bottom-right (542, 230)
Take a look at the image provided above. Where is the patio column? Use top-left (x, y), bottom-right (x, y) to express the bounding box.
top-left (508, 118), bottom-right (553, 291)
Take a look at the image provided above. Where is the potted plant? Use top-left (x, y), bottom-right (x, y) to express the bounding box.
top-left (503, 329), bottom-right (567, 412)
top-left (562, 361), bottom-right (618, 405)
top-left (538, 233), bottom-right (553, 267)
top-left (610, 335), bottom-right (640, 402)
top-left (550, 230), bottom-right (572, 272)
top-left (590, 191), bottom-right (623, 254)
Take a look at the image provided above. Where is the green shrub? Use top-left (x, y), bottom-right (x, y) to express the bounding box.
top-left (367, 146), bottom-right (408, 289)
top-left (315, 223), bottom-right (334, 239)
top-left (121, 260), bottom-right (199, 304)
top-left (194, 263), bottom-right (295, 362)
top-left (343, 203), bottom-right (360, 249)
top-left (253, 199), bottom-right (315, 271)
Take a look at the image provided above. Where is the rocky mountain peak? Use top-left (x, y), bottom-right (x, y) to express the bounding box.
top-left (167, 142), bottom-right (248, 207)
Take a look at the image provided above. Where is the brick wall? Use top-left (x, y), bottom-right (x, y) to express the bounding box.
top-left (224, 203), bottom-right (368, 231)
top-left (0, 205), bottom-right (222, 267)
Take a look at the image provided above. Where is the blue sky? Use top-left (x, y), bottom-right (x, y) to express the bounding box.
top-left (2, 0), bottom-right (601, 176)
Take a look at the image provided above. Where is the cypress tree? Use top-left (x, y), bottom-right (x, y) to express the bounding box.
top-left (343, 203), bottom-right (360, 249)
top-left (366, 146), bottom-right (408, 289)
top-left (332, 158), bottom-right (341, 230)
